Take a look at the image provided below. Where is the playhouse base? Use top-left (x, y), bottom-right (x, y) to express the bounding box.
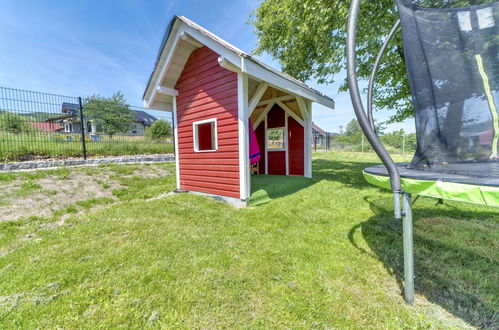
top-left (174, 189), bottom-right (247, 208)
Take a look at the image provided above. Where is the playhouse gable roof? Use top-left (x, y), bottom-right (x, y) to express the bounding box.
top-left (143, 16), bottom-right (335, 110)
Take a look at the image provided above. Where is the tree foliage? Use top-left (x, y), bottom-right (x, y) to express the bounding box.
top-left (145, 119), bottom-right (171, 141)
top-left (0, 113), bottom-right (33, 133)
top-left (345, 119), bottom-right (362, 136)
top-left (249, 0), bottom-right (490, 122)
top-left (381, 129), bottom-right (417, 152)
top-left (345, 119), bottom-right (385, 136)
top-left (83, 92), bottom-right (134, 137)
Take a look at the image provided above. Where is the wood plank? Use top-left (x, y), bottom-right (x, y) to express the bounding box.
top-left (177, 90), bottom-right (237, 110)
top-left (176, 72), bottom-right (236, 94)
top-left (180, 164), bottom-right (239, 172)
top-left (179, 111), bottom-right (237, 124)
top-left (180, 175), bottom-right (240, 186)
top-left (176, 80), bottom-right (238, 101)
top-left (177, 102), bottom-right (238, 120)
top-left (176, 70), bottom-right (236, 93)
top-left (181, 180), bottom-right (240, 193)
top-left (178, 158), bottom-right (239, 165)
top-left (177, 144), bottom-right (238, 153)
top-left (181, 185), bottom-right (240, 198)
top-left (176, 84), bottom-right (238, 106)
top-left (180, 169), bottom-right (239, 178)
top-left (177, 63), bottom-right (228, 85)
top-left (178, 53), bottom-right (220, 76)
top-left (179, 152), bottom-right (239, 160)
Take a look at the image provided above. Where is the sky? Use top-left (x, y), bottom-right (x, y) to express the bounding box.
top-left (0, 0), bottom-right (414, 133)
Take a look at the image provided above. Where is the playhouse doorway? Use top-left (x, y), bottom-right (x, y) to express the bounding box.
top-left (253, 103), bottom-right (304, 176)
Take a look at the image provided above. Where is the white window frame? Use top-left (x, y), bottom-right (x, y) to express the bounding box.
top-left (193, 118), bottom-right (218, 152)
top-left (266, 126), bottom-right (287, 152)
top-left (64, 122), bottom-right (72, 133)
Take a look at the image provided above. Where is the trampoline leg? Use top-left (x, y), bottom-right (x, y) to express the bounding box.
top-left (393, 192), bottom-right (402, 220)
top-left (402, 193), bottom-right (414, 304)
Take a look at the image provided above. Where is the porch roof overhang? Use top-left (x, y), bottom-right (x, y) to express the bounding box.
top-left (142, 16), bottom-right (335, 111)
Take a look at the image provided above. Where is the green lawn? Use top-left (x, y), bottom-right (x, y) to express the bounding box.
top-left (0, 152), bottom-right (497, 328)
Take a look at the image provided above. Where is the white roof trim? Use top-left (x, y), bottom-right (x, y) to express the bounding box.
top-left (143, 16), bottom-right (335, 109)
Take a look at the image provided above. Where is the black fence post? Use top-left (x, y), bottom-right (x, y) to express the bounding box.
top-left (78, 97), bottom-right (87, 160)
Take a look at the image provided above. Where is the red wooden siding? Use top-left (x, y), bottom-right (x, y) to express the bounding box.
top-left (267, 151), bottom-right (286, 175)
top-left (175, 46), bottom-right (240, 198)
top-left (288, 117), bottom-right (304, 176)
top-left (267, 104), bottom-right (285, 128)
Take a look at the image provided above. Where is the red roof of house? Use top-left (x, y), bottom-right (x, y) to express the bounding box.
top-left (312, 122), bottom-right (327, 135)
top-left (28, 122), bottom-right (63, 132)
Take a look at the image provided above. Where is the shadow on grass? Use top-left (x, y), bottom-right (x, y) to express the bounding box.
top-left (312, 158), bottom-right (378, 188)
top-left (311, 155), bottom-right (497, 326)
top-left (248, 157), bottom-right (378, 206)
top-left (350, 197), bottom-right (498, 328)
top-left (249, 175), bottom-right (314, 206)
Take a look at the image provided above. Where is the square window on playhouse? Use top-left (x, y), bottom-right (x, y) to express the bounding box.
top-left (193, 118), bottom-right (217, 152)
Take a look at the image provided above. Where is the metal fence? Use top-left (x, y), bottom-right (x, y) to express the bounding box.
top-left (0, 87), bottom-right (174, 162)
top-left (312, 131), bottom-right (417, 156)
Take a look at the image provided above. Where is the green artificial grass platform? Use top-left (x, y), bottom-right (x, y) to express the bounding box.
top-left (248, 175), bottom-right (314, 206)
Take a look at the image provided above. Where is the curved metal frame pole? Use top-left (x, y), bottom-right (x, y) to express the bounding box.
top-left (346, 0), bottom-right (402, 195)
top-left (347, 0), bottom-right (414, 304)
top-left (367, 20), bottom-right (401, 130)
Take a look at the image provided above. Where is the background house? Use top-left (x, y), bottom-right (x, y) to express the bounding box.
top-left (28, 122), bottom-right (63, 132)
top-left (54, 103), bottom-right (158, 136)
top-left (312, 122), bottom-right (328, 146)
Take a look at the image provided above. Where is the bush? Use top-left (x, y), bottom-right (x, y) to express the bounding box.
top-left (145, 120), bottom-right (171, 141)
top-left (0, 113), bottom-right (32, 133)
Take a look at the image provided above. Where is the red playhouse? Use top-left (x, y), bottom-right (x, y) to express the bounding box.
top-left (143, 16), bottom-right (335, 206)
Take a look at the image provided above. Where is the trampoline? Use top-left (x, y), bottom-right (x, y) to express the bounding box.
top-left (346, 0), bottom-right (498, 303)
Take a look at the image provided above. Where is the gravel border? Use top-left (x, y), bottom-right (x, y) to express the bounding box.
top-left (0, 154), bottom-right (175, 172)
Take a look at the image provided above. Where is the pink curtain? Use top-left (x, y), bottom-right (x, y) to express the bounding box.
top-left (249, 119), bottom-right (261, 164)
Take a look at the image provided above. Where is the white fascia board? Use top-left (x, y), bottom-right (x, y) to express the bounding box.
top-left (179, 32), bottom-right (203, 47)
top-left (145, 19), bottom-right (334, 111)
top-left (218, 57), bottom-right (241, 73)
top-left (148, 102), bottom-right (173, 112)
top-left (157, 86), bottom-right (179, 96)
top-left (243, 60), bottom-right (335, 109)
top-left (145, 25), bottom-right (183, 106)
top-left (145, 22), bottom-right (242, 106)
top-left (182, 25), bottom-right (242, 68)
top-left (219, 57), bottom-right (335, 109)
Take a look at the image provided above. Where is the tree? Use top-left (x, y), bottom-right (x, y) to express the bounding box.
top-left (145, 120), bottom-right (171, 141)
top-left (345, 119), bottom-right (385, 136)
top-left (249, 0), bottom-right (486, 123)
top-left (0, 113), bottom-right (32, 133)
top-left (83, 92), bottom-right (134, 138)
top-left (345, 119), bottom-right (362, 136)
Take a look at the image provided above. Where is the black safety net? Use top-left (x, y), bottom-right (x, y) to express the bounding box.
top-left (397, 0), bottom-right (498, 177)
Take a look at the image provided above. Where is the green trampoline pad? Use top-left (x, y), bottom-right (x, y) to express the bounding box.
top-left (364, 164), bottom-right (499, 207)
